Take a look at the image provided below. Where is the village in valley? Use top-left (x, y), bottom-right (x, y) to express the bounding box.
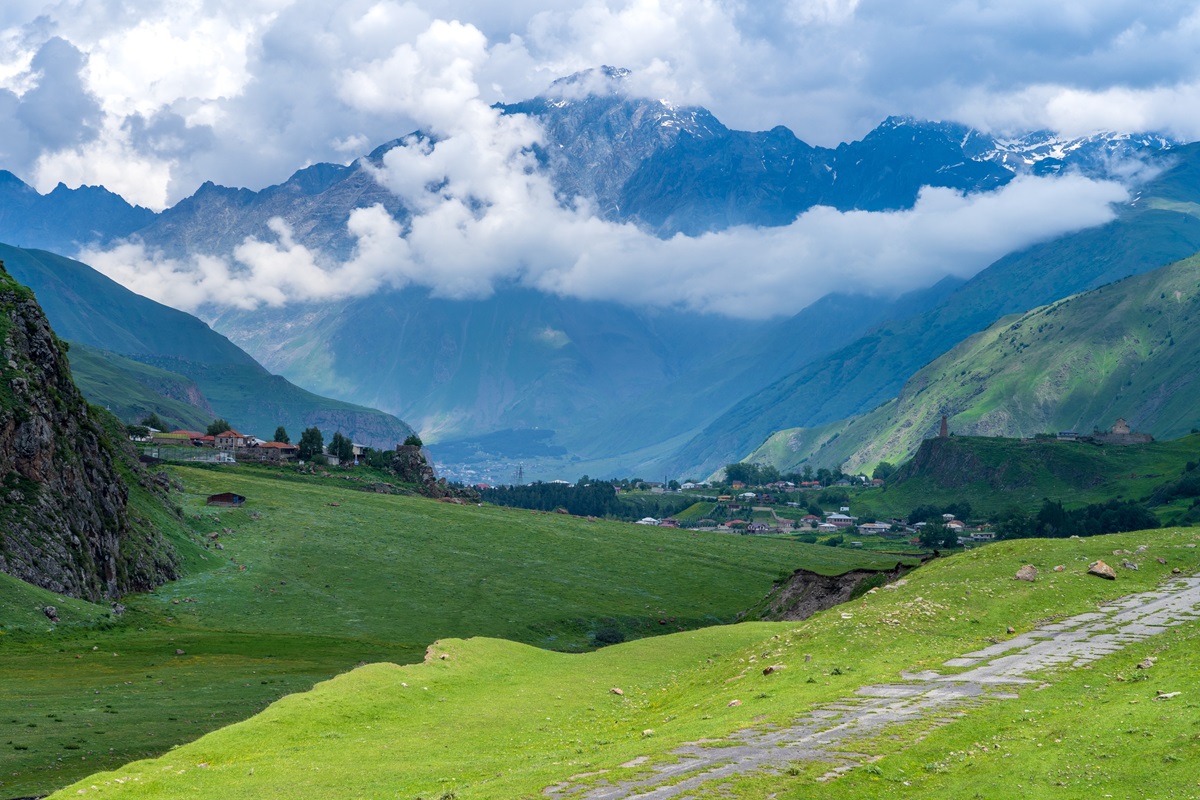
top-left (134, 421), bottom-right (378, 466)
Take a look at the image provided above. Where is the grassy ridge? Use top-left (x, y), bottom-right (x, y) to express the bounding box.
top-left (45, 528), bottom-right (1200, 799)
top-left (828, 434), bottom-right (1200, 520)
top-left (1, 464), bottom-right (896, 798)
top-left (67, 344), bottom-right (213, 432)
top-left (749, 252), bottom-right (1200, 476)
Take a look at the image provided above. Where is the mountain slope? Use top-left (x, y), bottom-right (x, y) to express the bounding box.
top-left (0, 263), bottom-right (180, 599)
top-left (672, 143), bottom-right (1200, 478)
top-left (0, 244), bottom-right (414, 446)
top-left (66, 344), bottom-right (216, 431)
top-left (748, 249), bottom-right (1200, 474)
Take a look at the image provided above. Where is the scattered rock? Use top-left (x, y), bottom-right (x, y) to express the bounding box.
top-left (110, 603), bottom-right (125, 616)
top-left (175, 649), bottom-right (186, 656)
top-left (727, 699), bottom-right (742, 707)
top-left (1135, 545), bottom-right (1149, 554)
top-left (1172, 567), bottom-right (1182, 574)
top-left (1088, 560), bottom-right (1117, 580)
top-left (1155, 691), bottom-right (1181, 700)
top-left (762, 665), bottom-right (786, 675)
top-left (1113, 549), bottom-right (1129, 556)
top-left (206, 532), bottom-right (220, 540)
top-left (610, 687), bottom-right (624, 696)
top-left (1136, 657), bottom-right (1156, 670)
top-left (42, 605), bottom-right (58, 623)
top-left (1006, 626), bottom-right (1016, 635)
top-left (1014, 565), bottom-right (1037, 582)
top-left (215, 542), bottom-right (224, 550)
top-left (222, 527), bottom-right (233, 534)
top-left (642, 729), bottom-right (655, 737)
top-left (804, 654), bottom-right (812, 663)
top-left (438, 653), bottom-right (449, 660)
top-left (1053, 565), bottom-right (1064, 572)
top-left (1121, 560), bottom-right (1140, 571)
top-left (1157, 557), bottom-right (1168, 565)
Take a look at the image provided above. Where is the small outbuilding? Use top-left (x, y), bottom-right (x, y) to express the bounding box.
top-left (206, 492), bottom-right (246, 507)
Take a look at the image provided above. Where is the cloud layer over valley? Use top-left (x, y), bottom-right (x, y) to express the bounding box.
top-left (3, 2), bottom-right (1190, 317)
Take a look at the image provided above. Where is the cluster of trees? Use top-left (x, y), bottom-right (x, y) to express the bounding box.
top-left (722, 461), bottom-right (897, 488)
top-left (917, 520), bottom-right (960, 550)
top-left (996, 499), bottom-right (1159, 540)
top-left (480, 481), bottom-right (695, 521)
top-left (723, 462), bottom-right (851, 487)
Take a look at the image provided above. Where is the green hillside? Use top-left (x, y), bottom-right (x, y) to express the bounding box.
top-left (667, 143), bottom-right (1200, 478)
top-left (748, 251), bottom-right (1200, 475)
top-left (0, 244), bottom-right (414, 446)
top-left (67, 344), bottom-right (214, 431)
top-left (0, 463), bottom-right (898, 798)
top-left (840, 434), bottom-right (1200, 520)
top-left (42, 528), bottom-right (1200, 800)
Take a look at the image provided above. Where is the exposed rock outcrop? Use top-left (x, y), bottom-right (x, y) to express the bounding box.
top-left (0, 262), bottom-right (179, 600)
top-left (756, 561), bottom-right (917, 621)
top-left (390, 444), bottom-right (479, 501)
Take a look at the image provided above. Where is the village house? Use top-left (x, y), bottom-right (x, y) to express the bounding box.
top-left (253, 441), bottom-right (300, 461)
top-left (214, 429), bottom-right (251, 449)
top-left (746, 522), bottom-right (770, 533)
top-left (825, 512), bottom-right (857, 529)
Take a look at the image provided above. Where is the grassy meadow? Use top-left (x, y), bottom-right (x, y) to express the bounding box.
top-left (1, 463), bottom-right (899, 798)
top-left (37, 527), bottom-right (1200, 799)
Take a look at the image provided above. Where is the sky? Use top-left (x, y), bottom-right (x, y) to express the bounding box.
top-left (4, 1), bottom-right (1200, 317)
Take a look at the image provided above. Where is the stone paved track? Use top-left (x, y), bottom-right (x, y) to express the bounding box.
top-left (547, 574), bottom-right (1200, 799)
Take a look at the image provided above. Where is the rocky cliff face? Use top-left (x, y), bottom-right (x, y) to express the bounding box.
top-left (0, 262), bottom-right (179, 600)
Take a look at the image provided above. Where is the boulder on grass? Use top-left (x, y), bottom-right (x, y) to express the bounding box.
top-left (1088, 560), bottom-right (1117, 580)
top-left (1014, 565), bottom-right (1037, 582)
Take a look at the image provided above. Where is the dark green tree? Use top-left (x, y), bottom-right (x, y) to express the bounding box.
top-left (329, 432), bottom-right (354, 462)
top-left (206, 418), bottom-right (232, 436)
top-left (298, 427), bottom-right (324, 461)
top-left (919, 520), bottom-right (958, 549)
top-left (872, 461), bottom-right (896, 481)
top-left (140, 412), bottom-right (166, 431)
top-left (273, 426), bottom-right (290, 444)
top-left (403, 434), bottom-right (423, 447)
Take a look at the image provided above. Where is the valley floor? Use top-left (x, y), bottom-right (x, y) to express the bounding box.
top-left (36, 529), bottom-right (1200, 799)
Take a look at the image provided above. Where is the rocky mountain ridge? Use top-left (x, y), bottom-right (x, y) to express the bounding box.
top-left (0, 261), bottom-right (179, 600)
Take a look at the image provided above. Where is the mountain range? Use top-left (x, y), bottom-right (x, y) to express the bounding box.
top-left (0, 67), bottom-right (1193, 481)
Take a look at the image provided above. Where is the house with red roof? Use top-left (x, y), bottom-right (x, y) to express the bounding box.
top-left (214, 429), bottom-right (250, 449)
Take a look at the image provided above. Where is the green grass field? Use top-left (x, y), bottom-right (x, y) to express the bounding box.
top-left (1, 463), bottom-right (900, 799)
top-left (41, 528), bottom-right (1200, 799)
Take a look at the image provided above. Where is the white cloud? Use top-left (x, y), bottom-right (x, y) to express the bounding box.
top-left (33, 120), bottom-right (174, 208)
top-left (1, 0), bottom-right (1190, 318)
top-left (78, 11), bottom-right (1129, 320)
